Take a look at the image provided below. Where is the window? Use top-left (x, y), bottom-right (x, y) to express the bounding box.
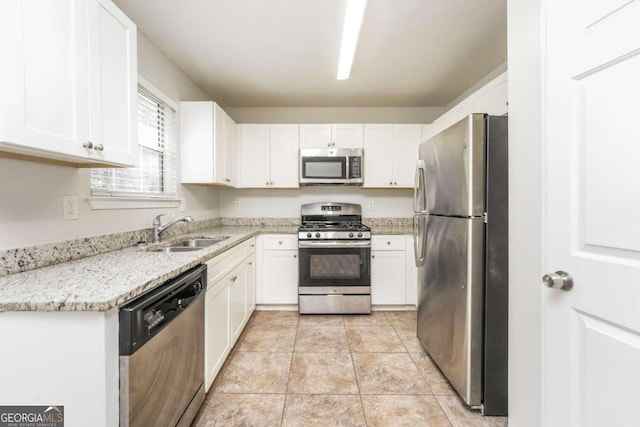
top-left (90, 84), bottom-right (178, 206)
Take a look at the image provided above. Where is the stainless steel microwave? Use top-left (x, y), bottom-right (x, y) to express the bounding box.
top-left (299, 148), bottom-right (363, 185)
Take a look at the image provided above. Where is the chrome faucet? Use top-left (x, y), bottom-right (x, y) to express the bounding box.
top-left (152, 214), bottom-right (194, 243)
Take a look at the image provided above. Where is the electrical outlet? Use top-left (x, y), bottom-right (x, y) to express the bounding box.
top-left (235, 200), bottom-right (241, 210)
top-left (62, 195), bottom-right (79, 220)
top-left (367, 201), bottom-right (375, 210)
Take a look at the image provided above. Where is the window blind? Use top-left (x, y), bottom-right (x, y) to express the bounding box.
top-left (90, 85), bottom-right (177, 198)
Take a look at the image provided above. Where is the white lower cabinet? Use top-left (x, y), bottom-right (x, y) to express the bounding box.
top-left (257, 235), bottom-right (299, 305)
top-left (245, 254), bottom-right (256, 312)
top-left (204, 280), bottom-right (230, 391)
top-left (228, 263), bottom-right (247, 343)
top-left (204, 237), bottom-right (256, 391)
top-left (371, 236), bottom-right (406, 305)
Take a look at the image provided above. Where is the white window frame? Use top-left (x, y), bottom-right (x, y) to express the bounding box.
top-left (89, 76), bottom-right (181, 210)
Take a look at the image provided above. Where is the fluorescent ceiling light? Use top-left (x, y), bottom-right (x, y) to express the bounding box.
top-left (336, 0), bottom-right (367, 80)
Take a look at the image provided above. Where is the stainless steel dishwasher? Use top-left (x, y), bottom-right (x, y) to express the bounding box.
top-left (119, 264), bottom-right (206, 427)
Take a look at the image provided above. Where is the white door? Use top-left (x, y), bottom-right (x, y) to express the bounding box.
top-left (332, 124), bottom-right (363, 148)
top-left (370, 250), bottom-right (405, 305)
top-left (223, 112), bottom-right (236, 186)
top-left (262, 250), bottom-right (299, 304)
top-left (363, 124), bottom-right (393, 188)
top-left (236, 124), bottom-right (270, 188)
top-left (299, 124), bottom-right (331, 148)
top-left (270, 124), bottom-right (300, 188)
top-left (1, 0), bottom-right (90, 159)
top-left (393, 124), bottom-right (422, 188)
top-left (89, 0), bottom-right (137, 167)
top-left (543, 1), bottom-right (640, 426)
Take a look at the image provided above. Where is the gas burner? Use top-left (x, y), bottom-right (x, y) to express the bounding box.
top-left (298, 202), bottom-right (370, 241)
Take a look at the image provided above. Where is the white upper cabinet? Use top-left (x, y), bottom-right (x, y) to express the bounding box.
top-left (236, 124), bottom-right (269, 187)
top-left (269, 125), bottom-right (299, 187)
top-left (90, 0), bottom-right (138, 166)
top-left (180, 101), bottom-right (236, 186)
top-left (300, 124), bottom-right (363, 148)
top-left (0, 0), bottom-right (137, 167)
top-left (223, 112), bottom-right (236, 186)
top-left (332, 124), bottom-right (363, 148)
top-left (363, 124), bottom-right (422, 188)
top-left (236, 124), bottom-right (299, 188)
top-left (393, 125), bottom-right (422, 187)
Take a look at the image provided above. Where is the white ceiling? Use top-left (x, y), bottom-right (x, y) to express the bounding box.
top-left (113, 0), bottom-right (507, 108)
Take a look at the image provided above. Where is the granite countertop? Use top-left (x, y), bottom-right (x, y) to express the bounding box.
top-left (0, 225), bottom-right (295, 313)
top-left (0, 222), bottom-right (412, 313)
top-left (369, 225), bottom-right (413, 235)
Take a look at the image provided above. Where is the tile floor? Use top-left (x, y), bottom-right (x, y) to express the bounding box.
top-left (193, 311), bottom-right (508, 427)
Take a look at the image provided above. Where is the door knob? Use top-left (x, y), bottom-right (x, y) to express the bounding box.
top-left (542, 271), bottom-right (573, 291)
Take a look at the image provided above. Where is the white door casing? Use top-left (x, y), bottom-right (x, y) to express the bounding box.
top-left (543, 1), bottom-right (640, 426)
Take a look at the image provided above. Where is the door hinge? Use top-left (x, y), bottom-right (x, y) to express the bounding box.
top-left (483, 212), bottom-right (488, 223)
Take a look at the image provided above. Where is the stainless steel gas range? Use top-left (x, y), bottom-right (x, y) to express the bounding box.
top-left (298, 202), bottom-right (371, 314)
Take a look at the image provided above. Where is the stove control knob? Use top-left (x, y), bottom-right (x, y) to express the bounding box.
top-left (349, 232), bottom-right (354, 238)
top-left (357, 232), bottom-right (363, 237)
top-left (306, 233), bottom-right (312, 238)
top-left (315, 233), bottom-right (321, 238)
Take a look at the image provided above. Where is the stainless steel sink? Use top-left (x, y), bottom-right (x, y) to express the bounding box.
top-left (148, 246), bottom-right (203, 253)
top-left (170, 237), bottom-right (229, 247)
top-left (148, 236), bottom-right (229, 253)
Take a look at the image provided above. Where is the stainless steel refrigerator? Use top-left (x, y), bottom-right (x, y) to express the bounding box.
top-left (413, 114), bottom-right (508, 416)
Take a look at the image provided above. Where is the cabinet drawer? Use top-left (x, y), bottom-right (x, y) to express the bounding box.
top-left (243, 237), bottom-right (256, 256)
top-left (206, 237), bottom-right (255, 287)
top-left (372, 235), bottom-right (405, 251)
top-left (262, 235), bottom-right (298, 250)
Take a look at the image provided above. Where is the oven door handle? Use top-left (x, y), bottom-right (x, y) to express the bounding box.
top-left (298, 240), bottom-right (371, 249)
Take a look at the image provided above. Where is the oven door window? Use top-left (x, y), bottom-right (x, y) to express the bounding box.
top-left (299, 247), bottom-right (370, 286)
top-left (310, 253), bottom-right (360, 279)
top-left (302, 157), bottom-right (346, 179)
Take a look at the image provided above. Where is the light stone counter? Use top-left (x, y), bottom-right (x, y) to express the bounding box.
top-left (0, 225), bottom-right (296, 312)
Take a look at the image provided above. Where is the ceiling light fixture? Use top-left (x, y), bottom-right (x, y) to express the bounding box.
top-left (336, 0), bottom-right (367, 80)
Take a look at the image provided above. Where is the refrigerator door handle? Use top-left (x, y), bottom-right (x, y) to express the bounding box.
top-left (413, 213), bottom-right (427, 267)
top-left (414, 160), bottom-right (427, 214)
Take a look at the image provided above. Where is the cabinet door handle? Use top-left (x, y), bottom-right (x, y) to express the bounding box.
top-left (83, 141), bottom-right (93, 149)
top-left (389, 181), bottom-right (393, 185)
top-left (266, 181), bottom-right (270, 186)
top-left (293, 254), bottom-right (297, 258)
top-left (387, 241), bottom-right (391, 245)
top-left (94, 144), bottom-right (104, 151)
top-left (248, 262), bottom-right (253, 266)
top-left (372, 255), bottom-right (376, 258)
top-left (393, 182), bottom-right (397, 186)
top-left (278, 241), bottom-right (283, 244)
top-left (250, 244), bottom-right (255, 247)
top-left (270, 182), bottom-right (274, 186)
top-left (225, 178), bottom-right (231, 183)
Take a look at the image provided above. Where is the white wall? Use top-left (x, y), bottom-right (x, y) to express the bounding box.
top-left (225, 107), bottom-right (444, 124)
top-left (444, 62), bottom-right (508, 111)
top-left (507, 0), bottom-right (543, 425)
top-left (220, 187), bottom-right (413, 218)
top-left (0, 31), bottom-right (219, 250)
